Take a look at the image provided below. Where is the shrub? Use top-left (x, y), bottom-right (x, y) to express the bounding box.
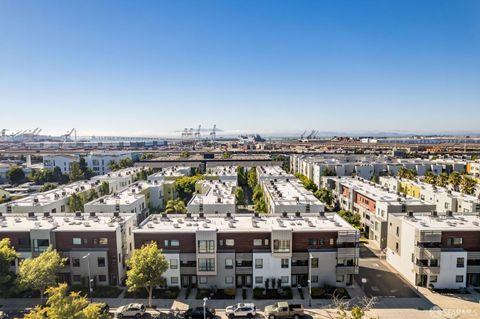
top-left (224, 288), bottom-right (236, 297)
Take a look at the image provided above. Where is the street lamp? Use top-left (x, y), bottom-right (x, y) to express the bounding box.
top-left (361, 277), bottom-right (367, 292)
top-left (307, 279), bottom-right (311, 307)
top-left (82, 253), bottom-right (93, 302)
top-left (203, 297), bottom-right (209, 319)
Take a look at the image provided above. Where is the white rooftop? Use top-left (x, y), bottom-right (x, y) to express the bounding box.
top-left (257, 166), bottom-right (294, 179)
top-left (262, 178), bottom-right (322, 206)
top-left (400, 212), bottom-right (480, 231)
top-left (148, 166), bottom-right (191, 180)
top-left (134, 213), bottom-right (357, 233)
top-left (188, 180), bottom-right (235, 206)
top-left (205, 166), bottom-right (237, 177)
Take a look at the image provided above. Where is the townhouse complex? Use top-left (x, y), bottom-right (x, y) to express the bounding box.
top-left (0, 212), bottom-right (136, 286)
top-left (380, 176), bottom-right (480, 213)
top-left (187, 180), bottom-right (237, 214)
top-left (387, 211), bottom-right (480, 289)
top-left (133, 212), bottom-right (359, 289)
top-left (323, 176), bottom-right (436, 249)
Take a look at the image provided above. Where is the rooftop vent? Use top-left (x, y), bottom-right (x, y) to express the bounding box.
top-left (90, 212), bottom-right (96, 217)
top-left (431, 210), bottom-right (438, 217)
top-left (408, 211), bottom-right (414, 218)
top-left (113, 212), bottom-right (120, 217)
top-left (446, 210), bottom-right (453, 217)
top-left (43, 212), bottom-right (50, 218)
top-left (28, 212), bottom-right (35, 219)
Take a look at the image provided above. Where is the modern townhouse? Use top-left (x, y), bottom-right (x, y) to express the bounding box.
top-left (0, 180), bottom-right (102, 214)
top-left (133, 212), bottom-right (359, 289)
top-left (43, 154), bottom-right (80, 174)
top-left (147, 166), bottom-right (192, 182)
top-left (386, 211), bottom-right (480, 289)
top-left (84, 151), bottom-right (135, 176)
top-left (91, 166), bottom-right (144, 193)
top-left (0, 211), bottom-right (136, 286)
top-left (204, 165), bottom-right (238, 183)
top-left (324, 176), bottom-right (436, 249)
top-left (256, 166), bottom-right (294, 181)
top-left (380, 177), bottom-right (480, 213)
top-left (187, 180), bottom-right (236, 214)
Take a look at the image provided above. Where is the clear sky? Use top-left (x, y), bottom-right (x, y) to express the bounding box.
top-left (1, 0), bottom-right (479, 137)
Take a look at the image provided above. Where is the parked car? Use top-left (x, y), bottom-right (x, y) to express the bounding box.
top-left (264, 302), bottom-right (304, 319)
top-left (114, 303), bottom-right (146, 318)
top-left (225, 303), bottom-right (256, 318)
top-left (184, 307), bottom-right (216, 319)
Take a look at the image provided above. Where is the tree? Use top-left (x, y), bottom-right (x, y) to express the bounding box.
top-left (52, 167), bottom-right (69, 184)
top-left (22, 283), bottom-right (108, 319)
top-left (85, 189), bottom-right (99, 202)
top-left (337, 210), bottom-right (361, 229)
top-left (423, 171), bottom-right (436, 185)
top-left (435, 172), bottom-right (448, 187)
top-left (17, 246), bottom-right (64, 303)
top-left (397, 167), bottom-right (417, 180)
top-left (321, 167), bottom-right (336, 177)
top-left (0, 238), bottom-right (19, 294)
top-left (69, 193), bottom-right (84, 212)
top-left (165, 199), bottom-right (187, 214)
top-left (119, 158), bottom-right (134, 169)
top-left (126, 242), bottom-right (169, 307)
top-left (237, 166), bottom-right (246, 187)
top-left (314, 188), bottom-right (333, 206)
top-left (294, 173), bottom-right (318, 192)
top-left (252, 184), bottom-right (267, 213)
top-left (79, 158), bottom-right (95, 179)
top-left (247, 167), bottom-right (258, 189)
top-left (179, 151), bottom-right (190, 159)
top-left (107, 160), bottom-right (121, 171)
top-left (460, 175), bottom-right (477, 195)
top-left (448, 172), bottom-right (461, 191)
top-left (222, 152), bottom-right (232, 159)
top-left (39, 183), bottom-right (57, 192)
top-left (7, 166), bottom-right (25, 185)
top-left (99, 181), bottom-right (110, 196)
top-left (69, 162), bottom-right (85, 182)
top-left (235, 187), bottom-right (246, 206)
top-left (175, 175), bottom-right (203, 202)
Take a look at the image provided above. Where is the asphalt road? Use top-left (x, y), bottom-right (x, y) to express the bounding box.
top-left (354, 246), bottom-right (419, 298)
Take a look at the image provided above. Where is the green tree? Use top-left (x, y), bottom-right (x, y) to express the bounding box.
top-left (175, 175), bottom-right (203, 202)
top-left (222, 152), bottom-right (232, 159)
top-left (321, 167), bottom-right (336, 177)
top-left (165, 199), bottom-right (187, 214)
top-left (247, 167), bottom-right (258, 189)
top-left (252, 184), bottom-right (267, 213)
top-left (179, 151), bottom-right (190, 159)
top-left (39, 183), bottom-right (57, 192)
top-left (119, 157), bottom-right (134, 169)
top-left (337, 210), bottom-right (361, 229)
top-left (0, 238), bottom-right (19, 294)
top-left (126, 242), bottom-right (169, 307)
top-left (460, 175), bottom-right (477, 195)
top-left (7, 166), bottom-right (25, 185)
top-left (423, 171), bottom-right (436, 185)
top-left (69, 193), bottom-right (84, 212)
top-left (85, 189), bottom-right (99, 202)
top-left (294, 173), bottom-right (318, 192)
top-left (314, 188), bottom-right (333, 206)
top-left (235, 187), bottom-right (246, 206)
top-left (435, 172), bottom-right (448, 187)
top-left (448, 171), bottom-right (461, 191)
top-left (23, 283), bottom-right (108, 319)
top-left (17, 246), bottom-right (65, 303)
top-left (236, 166), bottom-right (246, 187)
top-left (79, 157), bottom-right (95, 179)
top-left (99, 181), bottom-right (110, 196)
top-left (107, 160), bottom-right (121, 171)
top-left (397, 167), bottom-right (417, 180)
top-left (69, 162), bottom-right (85, 182)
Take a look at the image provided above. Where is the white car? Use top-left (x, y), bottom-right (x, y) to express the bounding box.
top-left (114, 303), bottom-right (146, 318)
top-left (225, 303), bottom-right (256, 318)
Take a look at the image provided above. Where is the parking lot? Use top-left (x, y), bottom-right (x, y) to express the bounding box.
top-left (354, 245), bottom-right (419, 298)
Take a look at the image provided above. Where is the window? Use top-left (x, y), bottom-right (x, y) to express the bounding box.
top-left (97, 257), bottom-right (106, 267)
top-left (199, 276), bottom-right (208, 284)
top-left (311, 258), bottom-right (319, 268)
top-left (225, 276), bottom-right (234, 284)
top-left (429, 275), bottom-right (437, 283)
top-left (198, 258), bottom-right (215, 271)
top-left (253, 239), bottom-right (263, 246)
top-left (225, 239), bottom-right (235, 246)
top-left (98, 275), bottom-right (107, 282)
top-left (170, 259), bottom-right (178, 269)
top-left (447, 237), bottom-right (463, 246)
top-left (255, 259), bottom-right (263, 269)
top-left (308, 239), bottom-right (318, 246)
top-left (171, 277), bottom-right (179, 284)
top-left (336, 275), bottom-right (344, 283)
top-left (255, 276), bottom-right (263, 284)
top-left (171, 240), bottom-right (179, 246)
top-left (311, 275), bottom-right (318, 283)
top-left (273, 239), bottom-right (290, 253)
top-left (264, 239), bottom-right (269, 246)
top-left (456, 258), bottom-right (465, 268)
top-left (198, 240), bottom-right (215, 253)
top-left (281, 258), bottom-right (289, 268)
top-left (73, 238), bottom-right (82, 245)
top-left (61, 205), bottom-right (65, 212)
top-left (72, 258), bottom-right (80, 267)
top-left (430, 259), bottom-right (439, 267)
top-left (456, 275), bottom-right (464, 283)
top-left (225, 258), bottom-right (233, 269)
top-left (396, 227), bottom-right (399, 236)
top-left (164, 240), bottom-right (169, 247)
top-left (99, 238), bottom-right (108, 245)
top-left (33, 239), bottom-right (49, 252)
top-left (73, 275), bottom-right (82, 282)
top-left (281, 276), bottom-right (289, 284)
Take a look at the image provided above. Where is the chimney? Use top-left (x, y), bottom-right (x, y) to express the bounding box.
top-left (408, 211), bottom-right (414, 217)
top-left (295, 211), bottom-right (301, 217)
top-left (162, 213), bottom-right (167, 218)
top-left (75, 212), bottom-right (82, 218)
top-left (28, 212), bottom-right (35, 218)
top-left (114, 212), bottom-right (120, 217)
top-left (254, 212), bottom-right (259, 218)
top-left (431, 210), bottom-right (437, 217)
top-left (226, 212), bottom-right (232, 218)
top-left (282, 212), bottom-right (288, 218)
top-left (90, 212), bottom-right (96, 217)
top-left (199, 212), bottom-right (205, 219)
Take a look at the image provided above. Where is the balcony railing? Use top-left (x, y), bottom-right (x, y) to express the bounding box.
top-left (413, 264), bottom-right (440, 275)
top-left (414, 246), bottom-right (441, 260)
top-left (415, 231), bottom-right (442, 244)
top-left (337, 247), bottom-right (359, 259)
top-left (336, 265), bottom-right (359, 275)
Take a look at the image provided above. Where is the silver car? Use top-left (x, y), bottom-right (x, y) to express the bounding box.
top-left (225, 303), bottom-right (256, 318)
top-left (115, 303), bottom-right (146, 318)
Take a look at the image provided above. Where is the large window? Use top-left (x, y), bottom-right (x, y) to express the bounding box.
top-left (33, 239), bottom-right (49, 252)
top-left (225, 239), bottom-right (235, 246)
top-left (72, 238), bottom-right (82, 245)
top-left (456, 275), bottom-right (464, 283)
top-left (447, 237), bottom-right (463, 246)
top-left (281, 258), bottom-right (289, 268)
top-left (255, 276), bottom-right (263, 284)
top-left (225, 258), bottom-right (233, 269)
top-left (255, 259), bottom-right (263, 269)
top-left (97, 257), bottom-right (106, 267)
top-left (170, 259), bottom-right (178, 269)
top-left (198, 258), bottom-right (215, 271)
top-left (198, 240), bottom-right (215, 253)
top-left (273, 239), bottom-right (290, 253)
top-left (253, 239), bottom-right (263, 246)
top-left (456, 258), bottom-right (465, 268)
top-left (311, 258), bottom-right (319, 268)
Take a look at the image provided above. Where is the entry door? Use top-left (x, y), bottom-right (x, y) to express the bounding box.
top-left (236, 275), bottom-right (243, 287)
top-left (245, 275), bottom-right (252, 288)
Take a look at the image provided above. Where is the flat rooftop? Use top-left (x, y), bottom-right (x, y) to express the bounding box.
top-left (257, 166), bottom-right (294, 179)
top-left (86, 183), bottom-right (147, 206)
top-left (0, 213), bottom-right (135, 232)
top-left (93, 167), bottom-right (146, 180)
top-left (134, 213), bottom-right (357, 233)
top-left (262, 178), bottom-right (323, 207)
top-left (1, 180), bottom-right (100, 208)
top-left (205, 165), bottom-right (237, 177)
top-left (398, 212), bottom-right (480, 231)
top-left (148, 166), bottom-right (191, 179)
top-left (188, 180), bottom-right (235, 206)
top-left (336, 177), bottom-right (431, 206)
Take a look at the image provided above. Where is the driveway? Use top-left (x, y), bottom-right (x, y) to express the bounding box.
top-left (355, 245), bottom-right (419, 298)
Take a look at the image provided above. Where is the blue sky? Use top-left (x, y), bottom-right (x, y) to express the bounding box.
top-left (1, 0), bottom-right (479, 137)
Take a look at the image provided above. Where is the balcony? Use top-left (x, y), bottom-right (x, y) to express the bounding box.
top-left (413, 264), bottom-right (440, 275)
top-left (415, 231), bottom-right (442, 244)
top-left (337, 247), bottom-right (359, 259)
top-left (414, 246), bottom-right (441, 260)
top-left (336, 265), bottom-right (359, 275)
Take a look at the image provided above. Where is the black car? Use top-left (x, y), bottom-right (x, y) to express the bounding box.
top-left (184, 307), bottom-right (216, 319)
